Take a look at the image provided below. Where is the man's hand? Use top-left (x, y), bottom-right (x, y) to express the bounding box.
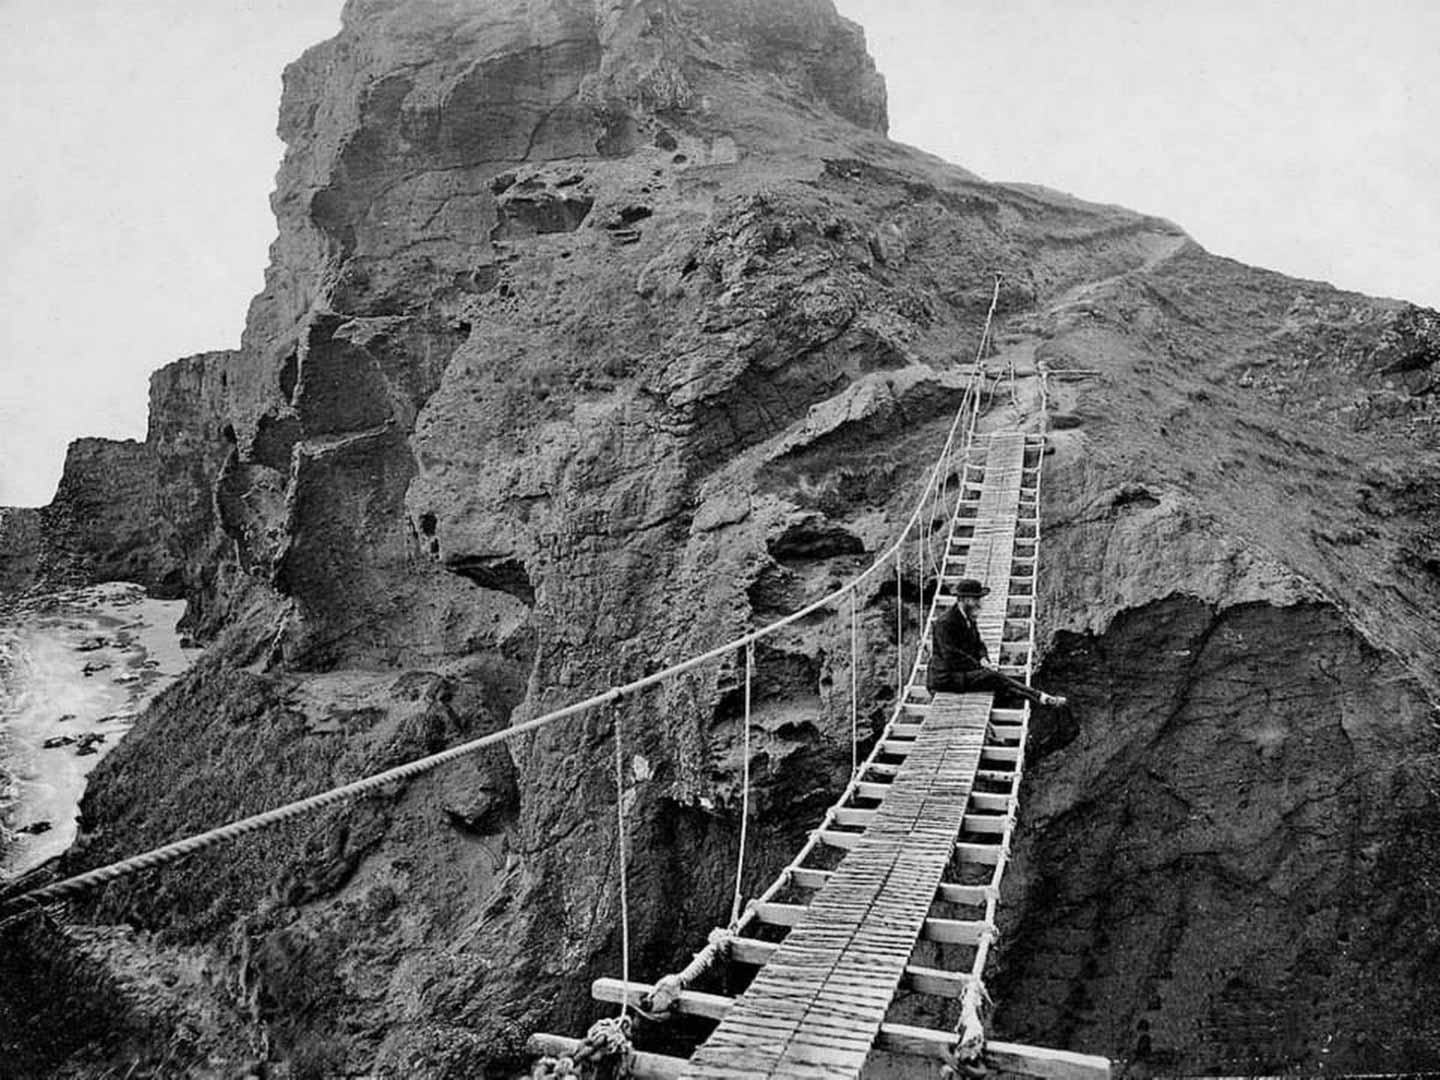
top-left (1039, 692), bottom-right (1067, 707)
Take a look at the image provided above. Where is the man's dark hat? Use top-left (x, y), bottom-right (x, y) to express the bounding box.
top-left (953, 578), bottom-right (989, 598)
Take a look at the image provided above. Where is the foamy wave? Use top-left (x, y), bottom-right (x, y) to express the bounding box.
top-left (0, 583), bottom-right (195, 879)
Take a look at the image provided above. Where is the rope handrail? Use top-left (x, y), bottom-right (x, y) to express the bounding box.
top-left (0, 278), bottom-right (1007, 919)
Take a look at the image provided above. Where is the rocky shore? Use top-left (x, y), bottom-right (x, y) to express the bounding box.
top-left (0, 583), bottom-right (193, 878)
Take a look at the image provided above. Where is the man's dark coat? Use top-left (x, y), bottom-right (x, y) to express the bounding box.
top-left (927, 603), bottom-right (989, 693)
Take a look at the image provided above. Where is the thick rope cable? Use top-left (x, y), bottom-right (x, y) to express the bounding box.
top-left (1, 274), bottom-right (1012, 920)
top-left (728, 642), bottom-right (754, 929)
top-left (613, 706), bottom-right (632, 1017)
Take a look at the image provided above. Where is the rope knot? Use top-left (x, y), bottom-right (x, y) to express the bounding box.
top-left (706, 926), bottom-right (733, 951)
top-left (583, 1015), bottom-right (632, 1057)
top-left (646, 974), bottom-right (686, 1016)
top-left (943, 977), bottom-right (993, 1080)
top-left (532, 1017), bottom-right (633, 1079)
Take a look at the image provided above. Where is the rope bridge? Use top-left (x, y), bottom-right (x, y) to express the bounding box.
top-left (0, 276), bottom-right (1110, 1077)
top-left (531, 433), bottom-right (1110, 1079)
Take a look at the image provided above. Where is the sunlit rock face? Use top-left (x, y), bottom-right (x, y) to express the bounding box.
top-left (3, 1), bottom-right (1438, 1077)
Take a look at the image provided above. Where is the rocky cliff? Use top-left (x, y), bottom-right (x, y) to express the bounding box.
top-left (3, 0), bottom-right (1439, 1077)
top-left (0, 350), bottom-right (239, 609)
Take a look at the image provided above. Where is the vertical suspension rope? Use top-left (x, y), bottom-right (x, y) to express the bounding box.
top-left (612, 706), bottom-right (632, 1016)
top-left (934, 438), bottom-right (950, 580)
top-left (972, 273), bottom-right (1006, 418)
top-left (917, 498), bottom-right (925, 583)
top-left (849, 590), bottom-right (859, 778)
top-left (916, 527), bottom-right (925, 640)
top-left (894, 556), bottom-right (904, 696)
top-left (729, 641), bottom-right (755, 928)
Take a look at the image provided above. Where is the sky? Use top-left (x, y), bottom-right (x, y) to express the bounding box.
top-left (2, 1), bottom-right (1437, 506)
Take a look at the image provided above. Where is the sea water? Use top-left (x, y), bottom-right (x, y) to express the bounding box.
top-left (0, 582), bottom-right (194, 880)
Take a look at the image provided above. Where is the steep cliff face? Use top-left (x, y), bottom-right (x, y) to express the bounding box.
top-left (0, 351), bottom-right (238, 606)
top-left (0, 508), bottom-right (42, 595)
top-left (5, 0), bottom-right (1439, 1077)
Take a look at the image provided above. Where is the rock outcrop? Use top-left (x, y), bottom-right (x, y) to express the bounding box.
top-left (0, 507), bottom-right (42, 595)
top-left (3, 0), bottom-right (1438, 1077)
top-left (0, 351), bottom-right (238, 607)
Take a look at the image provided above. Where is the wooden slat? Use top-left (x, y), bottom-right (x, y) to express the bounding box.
top-left (976, 768), bottom-right (1017, 784)
top-left (529, 1033), bottom-right (688, 1080)
top-left (729, 936), bottom-right (777, 965)
top-left (922, 917), bottom-right (994, 945)
top-left (592, 978), bottom-right (733, 1021)
top-left (903, 964), bottom-right (971, 998)
top-left (659, 950), bottom-right (979, 1013)
top-left (582, 979), bottom-right (1112, 1080)
top-left (937, 882), bottom-right (992, 905)
top-left (789, 868), bottom-right (989, 908)
top-left (967, 791), bottom-right (1012, 813)
top-left (752, 902), bottom-right (807, 927)
top-left (876, 1023), bottom-right (1112, 1079)
top-left (962, 813), bottom-right (1008, 835)
top-left (955, 841), bottom-right (1004, 865)
top-left (752, 906), bottom-right (992, 946)
top-left (787, 866), bottom-right (832, 890)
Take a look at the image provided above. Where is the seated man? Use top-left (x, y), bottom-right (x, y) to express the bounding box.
top-left (926, 578), bottom-right (1066, 708)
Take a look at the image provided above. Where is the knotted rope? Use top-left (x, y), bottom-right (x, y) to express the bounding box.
top-left (942, 977), bottom-right (994, 1080)
top-left (643, 926), bottom-right (734, 1016)
top-left (531, 1016), bottom-right (634, 1079)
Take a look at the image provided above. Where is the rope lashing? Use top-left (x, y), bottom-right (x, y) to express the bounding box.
top-left (643, 927), bottom-right (733, 1016)
top-left (1, 272), bottom-right (1012, 920)
top-left (942, 977), bottom-right (994, 1080)
top-left (531, 1016), bottom-right (634, 1080)
top-left (728, 642), bottom-right (754, 929)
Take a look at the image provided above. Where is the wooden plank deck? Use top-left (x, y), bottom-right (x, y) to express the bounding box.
top-left (681, 433), bottom-right (1032, 1080)
top-left (533, 434), bottom-right (1110, 1075)
top-left (682, 695), bottom-right (992, 1078)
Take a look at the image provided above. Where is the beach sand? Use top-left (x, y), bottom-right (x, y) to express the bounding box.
top-left (0, 582), bottom-right (195, 878)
